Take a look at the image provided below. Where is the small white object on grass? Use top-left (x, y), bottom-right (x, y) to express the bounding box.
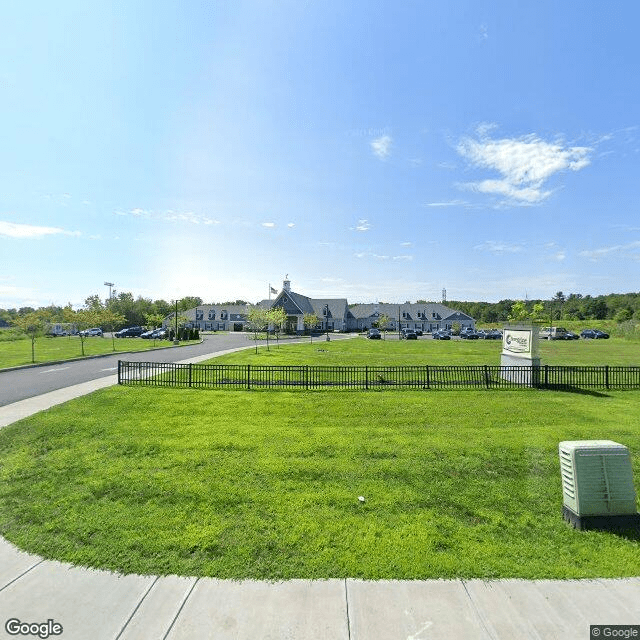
top-left (358, 496), bottom-right (365, 503)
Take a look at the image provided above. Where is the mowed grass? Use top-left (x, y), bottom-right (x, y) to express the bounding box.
top-left (0, 336), bottom-right (200, 369)
top-left (211, 334), bottom-right (640, 367)
top-left (0, 338), bottom-right (639, 580)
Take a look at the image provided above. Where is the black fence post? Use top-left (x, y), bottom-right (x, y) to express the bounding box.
top-left (247, 364), bottom-right (251, 390)
top-left (118, 360), bottom-right (121, 385)
top-left (189, 363), bottom-right (193, 388)
top-left (544, 364), bottom-right (549, 389)
top-left (484, 364), bottom-right (490, 389)
top-left (365, 365), bottom-right (369, 390)
top-left (605, 365), bottom-right (609, 390)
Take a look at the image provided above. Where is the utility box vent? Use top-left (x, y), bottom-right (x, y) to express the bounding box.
top-left (559, 440), bottom-right (637, 519)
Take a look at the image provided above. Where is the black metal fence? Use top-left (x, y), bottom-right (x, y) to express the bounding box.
top-left (118, 361), bottom-right (640, 391)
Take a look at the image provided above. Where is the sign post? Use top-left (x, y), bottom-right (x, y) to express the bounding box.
top-left (501, 323), bottom-right (540, 386)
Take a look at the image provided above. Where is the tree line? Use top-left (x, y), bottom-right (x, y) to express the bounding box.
top-left (2, 290), bottom-right (640, 331)
top-left (431, 292), bottom-right (640, 324)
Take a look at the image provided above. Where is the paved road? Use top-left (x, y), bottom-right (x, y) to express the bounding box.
top-left (0, 333), bottom-right (354, 406)
top-left (0, 334), bottom-right (258, 406)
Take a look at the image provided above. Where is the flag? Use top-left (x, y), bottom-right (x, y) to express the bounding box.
top-left (270, 286), bottom-right (277, 294)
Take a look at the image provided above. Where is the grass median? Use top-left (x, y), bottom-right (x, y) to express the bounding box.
top-left (0, 337), bottom-right (639, 580)
top-left (0, 335), bottom-right (202, 369)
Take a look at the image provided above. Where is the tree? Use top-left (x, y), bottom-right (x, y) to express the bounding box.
top-left (268, 307), bottom-right (287, 348)
top-left (164, 311), bottom-right (189, 342)
top-left (144, 313), bottom-right (166, 344)
top-left (177, 296), bottom-right (203, 311)
top-left (377, 313), bottom-right (391, 339)
top-left (63, 307), bottom-right (101, 357)
top-left (246, 305), bottom-right (267, 354)
top-left (13, 311), bottom-right (47, 363)
top-left (615, 308), bottom-right (633, 323)
top-left (303, 313), bottom-right (319, 343)
top-left (100, 307), bottom-right (126, 351)
top-left (507, 301), bottom-right (545, 323)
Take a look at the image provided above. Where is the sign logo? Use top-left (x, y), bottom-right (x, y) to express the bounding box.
top-left (503, 329), bottom-right (532, 355)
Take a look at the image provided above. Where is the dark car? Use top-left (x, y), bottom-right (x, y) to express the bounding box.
top-left (460, 329), bottom-right (479, 339)
top-left (580, 329), bottom-right (609, 339)
top-left (563, 331), bottom-right (580, 340)
top-left (367, 328), bottom-right (382, 339)
top-left (413, 328), bottom-right (423, 336)
top-left (400, 328), bottom-right (417, 340)
top-left (115, 326), bottom-right (144, 338)
top-left (432, 331), bottom-right (451, 340)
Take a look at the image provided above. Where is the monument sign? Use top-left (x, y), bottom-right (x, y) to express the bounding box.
top-left (501, 324), bottom-right (540, 386)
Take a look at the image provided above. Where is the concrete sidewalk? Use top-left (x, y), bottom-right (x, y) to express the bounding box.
top-left (1, 540), bottom-right (639, 640)
top-left (1, 353), bottom-right (639, 639)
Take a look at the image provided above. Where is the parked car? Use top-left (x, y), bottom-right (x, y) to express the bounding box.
top-left (115, 326), bottom-right (144, 338)
top-left (563, 331), bottom-right (580, 340)
top-left (79, 327), bottom-right (103, 337)
top-left (413, 328), bottom-right (423, 336)
top-left (400, 328), bottom-right (417, 340)
top-left (367, 328), bottom-right (382, 339)
top-left (460, 329), bottom-right (479, 339)
top-left (432, 331), bottom-right (451, 340)
top-left (152, 328), bottom-right (168, 339)
top-left (580, 329), bottom-right (609, 339)
top-left (140, 329), bottom-right (156, 339)
top-left (539, 327), bottom-right (568, 340)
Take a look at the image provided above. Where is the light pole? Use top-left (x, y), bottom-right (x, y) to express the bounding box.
top-left (104, 282), bottom-right (114, 303)
top-left (173, 300), bottom-right (179, 344)
top-left (324, 304), bottom-right (330, 341)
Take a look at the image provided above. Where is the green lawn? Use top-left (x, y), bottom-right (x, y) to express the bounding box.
top-left (0, 335), bottom-right (201, 369)
top-left (0, 338), bottom-right (639, 580)
top-left (210, 334), bottom-right (640, 367)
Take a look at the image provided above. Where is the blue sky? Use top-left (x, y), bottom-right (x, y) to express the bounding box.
top-left (1, 1), bottom-right (639, 309)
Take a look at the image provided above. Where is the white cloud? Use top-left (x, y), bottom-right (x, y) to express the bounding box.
top-left (424, 200), bottom-right (469, 208)
top-left (371, 135), bottom-right (392, 160)
top-left (578, 241), bottom-right (640, 261)
top-left (354, 251), bottom-right (389, 260)
top-left (392, 255), bottom-right (413, 261)
top-left (457, 130), bottom-right (592, 205)
top-left (0, 221), bottom-right (80, 238)
top-left (353, 219), bottom-right (370, 232)
top-left (474, 240), bottom-right (524, 254)
top-left (261, 222), bottom-right (275, 228)
top-left (287, 222), bottom-right (295, 228)
top-left (114, 208), bottom-right (220, 225)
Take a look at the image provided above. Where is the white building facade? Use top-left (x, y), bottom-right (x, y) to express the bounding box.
top-left (171, 278), bottom-right (475, 333)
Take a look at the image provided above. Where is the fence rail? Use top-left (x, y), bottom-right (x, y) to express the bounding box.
top-left (117, 361), bottom-right (640, 391)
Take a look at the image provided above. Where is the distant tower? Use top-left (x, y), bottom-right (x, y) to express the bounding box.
top-left (442, 288), bottom-right (447, 303)
top-left (283, 275), bottom-right (291, 292)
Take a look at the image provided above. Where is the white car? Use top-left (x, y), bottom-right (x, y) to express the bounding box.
top-left (79, 327), bottom-right (103, 337)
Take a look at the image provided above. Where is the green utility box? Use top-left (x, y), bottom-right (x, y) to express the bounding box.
top-left (559, 440), bottom-right (639, 530)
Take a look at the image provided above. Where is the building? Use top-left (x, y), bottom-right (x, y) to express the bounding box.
top-left (170, 277), bottom-right (475, 334)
